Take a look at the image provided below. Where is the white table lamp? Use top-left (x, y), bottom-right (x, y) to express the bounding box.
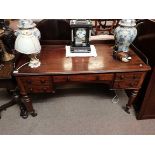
top-left (14, 19), bottom-right (41, 68)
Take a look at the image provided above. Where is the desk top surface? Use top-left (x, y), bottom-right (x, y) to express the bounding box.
top-left (14, 43), bottom-right (151, 76)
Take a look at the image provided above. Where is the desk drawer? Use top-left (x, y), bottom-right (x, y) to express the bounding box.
top-left (53, 74), bottom-right (114, 83)
top-left (98, 74), bottom-right (114, 81)
top-left (68, 74), bottom-right (114, 82)
top-left (115, 72), bottom-right (144, 80)
top-left (20, 76), bottom-right (53, 93)
top-left (69, 75), bottom-right (97, 82)
top-left (21, 76), bottom-right (51, 86)
top-left (53, 76), bottom-right (68, 83)
top-left (26, 85), bottom-right (53, 93)
top-left (113, 72), bottom-right (146, 89)
top-left (113, 80), bottom-right (140, 89)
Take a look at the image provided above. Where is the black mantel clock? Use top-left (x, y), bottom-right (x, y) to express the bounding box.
top-left (70, 19), bottom-right (92, 53)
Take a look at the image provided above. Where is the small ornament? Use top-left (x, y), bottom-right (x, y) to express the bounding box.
top-left (113, 51), bottom-right (131, 62)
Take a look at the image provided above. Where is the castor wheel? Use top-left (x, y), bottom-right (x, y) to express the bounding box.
top-left (30, 111), bottom-right (37, 117)
top-left (20, 105), bottom-right (28, 119)
top-left (20, 109), bottom-right (28, 119)
top-left (20, 112), bottom-right (28, 119)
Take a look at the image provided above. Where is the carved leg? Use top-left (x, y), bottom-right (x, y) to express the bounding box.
top-left (16, 77), bottom-right (37, 118)
top-left (21, 95), bottom-right (37, 118)
top-left (124, 89), bottom-right (139, 114)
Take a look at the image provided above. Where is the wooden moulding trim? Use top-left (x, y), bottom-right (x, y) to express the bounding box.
top-left (13, 70), bottom-right (150, 76)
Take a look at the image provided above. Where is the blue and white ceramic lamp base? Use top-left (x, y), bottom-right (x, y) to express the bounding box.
top-left (114, 19), bottom-right (137, 62)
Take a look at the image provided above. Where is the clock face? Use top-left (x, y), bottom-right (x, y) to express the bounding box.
top-left (76, 28), bottom-right (86, 39)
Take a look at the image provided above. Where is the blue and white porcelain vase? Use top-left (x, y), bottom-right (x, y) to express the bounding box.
top-left (114, 19), bottom-right (137, 62)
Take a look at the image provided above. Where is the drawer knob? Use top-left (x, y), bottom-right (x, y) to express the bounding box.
top-left (120, 75), bottom-right (124, 79)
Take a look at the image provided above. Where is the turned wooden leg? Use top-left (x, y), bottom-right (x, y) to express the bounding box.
top-left (16, 77), bottom-right (37, 118)
top-left (21, 95), bottom-right (37, 118)
top-left (124, 89), bottom-right (139, 114)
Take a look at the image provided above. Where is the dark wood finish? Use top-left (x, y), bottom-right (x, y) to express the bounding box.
top-left (93, 20), bottom-right (119, 35)
top-left (13, 43), bottom-right (150, 118)
top-left (113, 72), bottom-right (146, 89)
top-left (124, 89), bottom-right (139, 114)
top-left (16, 77), bottom-right (37, 117)
top-left (133, 20), bottom-right (155, 119)
top-left (137, 67), bottom-right (155, 119)
top-left (37, 19), bottom-right (71, 44)
top-left (14, 44), bottom-right (150, 75)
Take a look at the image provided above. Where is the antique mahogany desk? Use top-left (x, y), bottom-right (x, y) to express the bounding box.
top-left (13, 42), bottom-right (151, 118)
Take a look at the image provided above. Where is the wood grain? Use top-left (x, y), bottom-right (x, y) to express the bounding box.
top-left (14, 44), bottom-right (150, 76)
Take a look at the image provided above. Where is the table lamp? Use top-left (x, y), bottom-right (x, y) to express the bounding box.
top-left (15, 19), bottom-right (41, 68)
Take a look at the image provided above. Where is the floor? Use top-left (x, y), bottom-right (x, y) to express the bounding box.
top-left (0, 84), bottom-right (155, 135)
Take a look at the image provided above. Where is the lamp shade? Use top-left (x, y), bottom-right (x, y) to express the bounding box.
top-left (15, 31), bottom-right (41, 54)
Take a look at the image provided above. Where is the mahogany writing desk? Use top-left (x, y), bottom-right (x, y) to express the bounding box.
top-left (13, 42), bottom-right (151, 118)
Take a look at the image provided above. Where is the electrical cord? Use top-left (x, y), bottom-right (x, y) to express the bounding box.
top-left (112, 90), bottom-right (119, 104)
top-left (13, 62), bottom-right (29, 73)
